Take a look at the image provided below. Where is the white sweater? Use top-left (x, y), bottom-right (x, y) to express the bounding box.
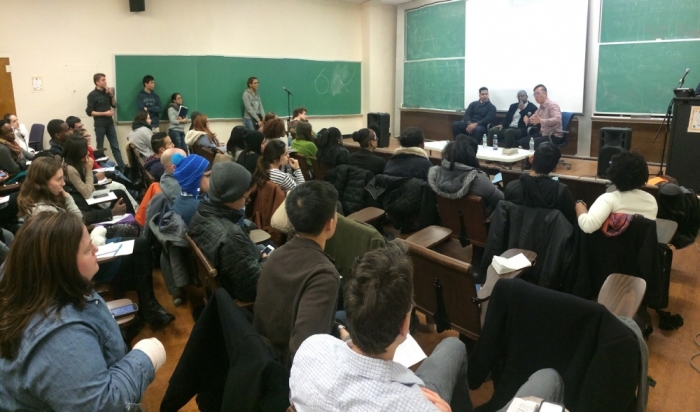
top-left (578, 189), bottom-right (658, 234)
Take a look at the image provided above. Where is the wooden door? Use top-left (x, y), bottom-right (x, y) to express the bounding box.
top-left (0, 58), bottom-right (17, 116)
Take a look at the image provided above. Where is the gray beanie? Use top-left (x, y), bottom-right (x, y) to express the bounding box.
top-left (208, 161), bottom-right (252, 205)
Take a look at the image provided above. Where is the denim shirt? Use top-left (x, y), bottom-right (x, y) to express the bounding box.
top-left (0, 292), bottom-right (155, 411)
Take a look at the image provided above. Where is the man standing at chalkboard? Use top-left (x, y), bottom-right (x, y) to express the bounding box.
top-left (86, 73), bottom-right (125, 169)
top-left (136, 75), bottom-right (163, 132)
top-left (451, 87), bottom-right (497, 140)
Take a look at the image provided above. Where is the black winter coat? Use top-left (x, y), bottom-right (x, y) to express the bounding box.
top-left (482, 200), bottom-right (574, 290)
top-left (188, 199), bottom-right (262, 302)
top-left (324, 165), bottom-right (374, 215)
top-left (161, 289), bottom-right (289, 412)
top-left (469, 279), bottom-right (641, 412)
top-left (571, 216), bottom-right (664, 309)
top-left (366, 174), bottom-right (438, 233)
top-left (657, 184), bottom-right (700, 249)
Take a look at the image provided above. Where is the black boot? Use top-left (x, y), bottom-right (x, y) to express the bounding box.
top-left (135, 268), bottom-right (175, 328)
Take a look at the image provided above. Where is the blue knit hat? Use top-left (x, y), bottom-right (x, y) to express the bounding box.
top-left (173, 154), bottom-right (209, 194)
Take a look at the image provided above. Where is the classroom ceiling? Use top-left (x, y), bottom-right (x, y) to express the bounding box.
top-left (333, 0), bottom-right (413, 4)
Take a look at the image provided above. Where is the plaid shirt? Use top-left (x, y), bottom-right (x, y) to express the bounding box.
top-left (290, 334), bottom-right (440, 411)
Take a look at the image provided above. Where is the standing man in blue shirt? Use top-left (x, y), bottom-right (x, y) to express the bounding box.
top-left (136, 75), bottom-right (162, 132)
top-left (452, 87), bottom-right (497, 141)
top-left (86, 73), bottom-right (125, 168)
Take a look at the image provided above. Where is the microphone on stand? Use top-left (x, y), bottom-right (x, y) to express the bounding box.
top-left (283, 87), bottom-right (293, 96)
top-left (678, 68), bottom-right (690, 87)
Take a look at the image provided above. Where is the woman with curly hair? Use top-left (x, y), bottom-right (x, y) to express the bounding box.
top-left (576, 150), bottom-right (657, 233)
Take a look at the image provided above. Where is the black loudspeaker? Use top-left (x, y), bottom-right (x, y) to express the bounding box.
top-left (129, 0), bottom-right (145, 12)
top-left (597, 127), bottom-right (632, 178)
top-left (368, 112), bottom-right (390, 148)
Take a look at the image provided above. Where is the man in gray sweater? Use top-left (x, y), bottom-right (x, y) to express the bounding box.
top-left (159, 148), bottom-right (186, 201)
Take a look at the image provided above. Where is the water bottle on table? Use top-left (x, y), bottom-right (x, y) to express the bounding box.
top-left (493, 135), bottom-right (498, 150)
top-left (482, 134), bottom-right (487, 148)
top-left (529, 137), bottom-right (535, 152)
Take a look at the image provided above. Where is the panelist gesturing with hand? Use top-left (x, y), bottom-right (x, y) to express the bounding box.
top-left (519, 84), bottom-right (563, 150)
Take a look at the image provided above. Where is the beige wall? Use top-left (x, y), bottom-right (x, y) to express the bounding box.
top-left (0, 0), bottom-right (400, 154)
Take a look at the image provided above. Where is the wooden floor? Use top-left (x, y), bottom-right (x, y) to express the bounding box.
top-left (137, 229), bottom-right (700, 411)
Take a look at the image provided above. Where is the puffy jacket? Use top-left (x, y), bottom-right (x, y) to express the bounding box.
top-left (428, 160), bottom-right (504, 214)
top-left (189, 199), bottom-right (262, 302)
top-left (482, 200), bottom-right (574, 290)
top-left (366, 174), bottom-right (438, 233)
top-left (324, 165), bottom-right (374, 215)
top-left (657, 183), bottom-right (700, 249)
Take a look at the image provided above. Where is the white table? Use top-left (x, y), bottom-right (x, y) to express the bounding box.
top-left (476, 146), bottom-right (531, 170)
top-left (424, 140), bottom-right (532, 170)
top-left (424, 140), bottom-right (449, 154)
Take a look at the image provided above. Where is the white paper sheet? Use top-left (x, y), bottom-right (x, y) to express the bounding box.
top-left (93, 167), bottom-right (115, 173)
top-left (506, 398), bottom-right (539, 412)
top-left (86, 191), bottom-right (116, 205)
top-left (95, 156), bottom-right (109, 162)
top-left (96, 239), bottom-right (135, 259)
top-left (97, 178), bottom-right (110, 185)
top-left (0, 195), bottom-right (9, 204)
top-left (491, 253), bottom-right (532, 275)
top-left (100, 213), bottom-right (133, 225)
top-left (393, 333), bottom-right (427, 368)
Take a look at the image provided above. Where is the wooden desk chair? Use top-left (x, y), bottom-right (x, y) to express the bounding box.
top-left (185, 233), bottom-right (219, 303)
top-left (436, 195), bottom-right (490, 249)
top-left (185, 233), bottom-right (254, 309)
top-left (405, 240), bottom-right (481, 341)
top-left (597, 273), bottom-right (647, 318)
top-left (0, 182), bottom-right (21, 195)
top-left (476, 248), bottom-right (537, 326)
top-left (126, 143), bottom-right (155, 189)
top-left (346, 207), bottom-right (385, 224)
top-left (405, 225), bottom-right (452, 249)
top-left (289, 152), bottom-right (312, 181)
top-left (308, 156), bottom-right (330, 181)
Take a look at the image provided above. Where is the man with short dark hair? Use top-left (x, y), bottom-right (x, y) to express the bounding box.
top-left (451, 87), bottom-right (497, 140)
top-left (47, 119), bottom-right (72, 157)
top-left (504, 142), bottom-right (576, 225)
top-left (291, 240), bottom-right (472, 411)
top-left (66, 116), bottom-right (83, 132)
top-left (254, 181), bottom-right (341, 369)
top-left (144, 132), bottom-right (174, 181)
top-left (518, 84), bottom-right (563, 150)
top-left (136, 75), bottom-right (162, 132)
top-left (3, 113), bottom-right (31, 153)
top-left (86, 73), bottom-right (125, 168)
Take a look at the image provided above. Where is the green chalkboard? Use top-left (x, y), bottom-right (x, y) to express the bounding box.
top-left (596, 42), bottom-right (700, 114)
top-left (601, 0), bottom-right (700, 43)
top-left (403, 59), bottom-right (465, 111)
top-left (406, 1), bottom-right (465, 61)
top-left (114, 55), bottom-right (361, 121)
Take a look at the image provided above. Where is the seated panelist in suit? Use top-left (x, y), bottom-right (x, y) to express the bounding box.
top-left (487, 90), bottom-right (538, 148)
top-left (451, 87), bottom-right (497, 140)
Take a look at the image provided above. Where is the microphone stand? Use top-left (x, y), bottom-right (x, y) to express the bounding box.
top-left (283, 88), bottom-right (293, 134)
top-left (653, 98), bottom-right (673, 176)
top-left (652, 74), bottom-right (688, 176)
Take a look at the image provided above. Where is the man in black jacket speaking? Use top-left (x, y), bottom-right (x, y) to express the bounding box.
top-left (451, 87), bottom-right (497, 140)
top-left (487, 90), bottom-right (538, 148)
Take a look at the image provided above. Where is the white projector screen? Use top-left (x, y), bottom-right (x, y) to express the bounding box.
top-left (464, 0), bottom-right (588, 113)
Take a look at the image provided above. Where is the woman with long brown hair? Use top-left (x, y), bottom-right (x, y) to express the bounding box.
top-left (253, 139), bottom-right (304, 193)
top-left (0, 211), bottom-right (166, 410)
top-left (16, 157), bottom-right (175, 328)
top-left (184, 114), bottom-right (222, 152)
